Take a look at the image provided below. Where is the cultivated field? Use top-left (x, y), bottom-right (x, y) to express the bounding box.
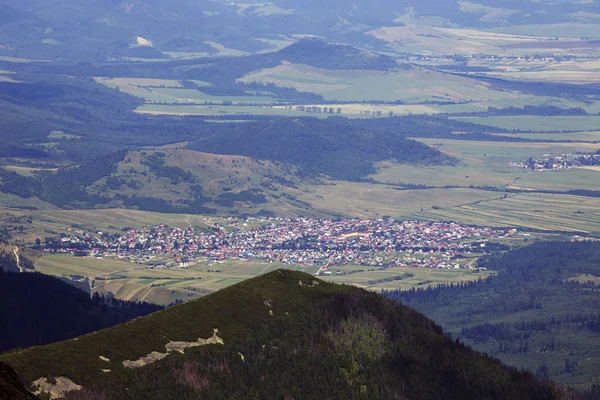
top-left (367, 25), bottom-right (600, 56)
top-left (135, 104), bottom-right (309, 116)
top-left (372, 138), bottom-right (599, 189)
top-left (410, 192), bottom-right (600, 234)
top-left (450, 116), bottom-right (600, 131)
top-left (487, 131), bottom-right (600, 142)
top-left (508, 168), bottom-right (600, 192)
top-left (239, 63), bottom-right (526, 103)
top-left (296, 183), bottom-right (505, 219)
top-left (33, 253), bottom-right (493, 305)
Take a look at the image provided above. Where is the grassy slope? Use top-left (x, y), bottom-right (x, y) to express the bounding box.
top-left (1, 270), bottom-right (565, 400)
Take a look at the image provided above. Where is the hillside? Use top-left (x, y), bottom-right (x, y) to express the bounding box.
top-left (1, 0), bottom-right (597, 61)
top-left (1, 270), bottom-right (570, 399)
top-left (386, 241), bottom-right (600, 388)
top-left (0, 269), bottom-right (161, 354)
top-left (0, 362), bottom-right (36, 400)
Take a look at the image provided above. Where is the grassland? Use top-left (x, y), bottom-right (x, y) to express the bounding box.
top-left (239, 63), bottom-right (526, 103)
top-left (373, 139), bottom-right (599, 189)
top-left (368, 25), bottom-right (600, 56)
top-left (372, 162), bottom-right (523, 188)
top-left (294, 184), bottom-right (506, 219)
top-left (488, 131), bottom-right (600, 142)
top-left (33, 252), bottom-right (493, 305)
top-left (508, 168), bottom-right (600, 192)
top-left (409, 192), bottom-right (600, 234)
top-left (487, 23), bottom-right (600, 39)
top-left (96, 77), bottom-right (277, 105)
top-left (450, 116), bottom-right (600, 131)
top-left (135, 104), bottom-right (309, 116)
top-left (3, 165), bottom-right (58, 177)
top-left (325, 264), bottom-right (494, 291)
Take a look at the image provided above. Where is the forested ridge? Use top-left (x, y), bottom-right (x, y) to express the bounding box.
top-left (0, 269), bottom-right (162, 355)
top-left (1, 270), bottom-right (572, 399)
top-left (385, 241), bottom-right (600, 388)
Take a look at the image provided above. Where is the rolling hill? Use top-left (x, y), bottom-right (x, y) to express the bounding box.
top-left (1, 0), bottom-right (598, 61)
top-left (0, 269), bottom-right (571, 399)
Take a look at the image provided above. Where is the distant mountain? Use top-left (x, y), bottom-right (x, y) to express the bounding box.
top-left (1, 270), bottom-right (572, 399)
top-left (1, 0), bottom-right (598, 61)
top-left (0, 268), bottom-right (161, 354)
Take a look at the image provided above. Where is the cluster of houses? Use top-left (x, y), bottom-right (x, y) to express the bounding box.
top-left (510, 153), bottom-right (600, 172)
top-left (48, 218), bottom-right (515, 270)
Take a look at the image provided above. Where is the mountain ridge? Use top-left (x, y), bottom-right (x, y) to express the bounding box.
top-left (1, 269), bottom-right (571, 399)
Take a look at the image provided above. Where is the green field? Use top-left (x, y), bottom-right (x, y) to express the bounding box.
top-left (35, 254), bottom-right (135, 277)
top-left (372, 139), bottom-right (600, 189)
top-left (372, 161), bottom-right (524, 188)
top-left (488, 131), bottom-right (600, 142)
top-left (409, 192), bottom-right (600, 234)
top-left (136, 104), bottom-right (309, 116)
top-left (295, 183), bottom-right (506, 219)
top-left (451, 116), bottom-right (600, 132)
top-left (487, 23), bottom-right (600, 39)
top-left (509, 168), bottom-right (600, 192)
top-left (239, 63), bottom-right (527, 103)
top-left (325, 264), bottom-right (494, 291)
top-left (33, 253), bottom-right (493, 305)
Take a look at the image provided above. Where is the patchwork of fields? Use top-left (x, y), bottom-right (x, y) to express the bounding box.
top-left (34, 253), bottom-right (494, 305)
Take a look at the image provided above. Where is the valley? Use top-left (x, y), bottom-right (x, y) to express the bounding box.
top-left (1, 3), bottom-right (600, 397)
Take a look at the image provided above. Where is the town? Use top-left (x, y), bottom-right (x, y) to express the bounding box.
top-left (43, 218), bottom-right (516, 272)
top-left (510, 152), bottom-right (600, 171)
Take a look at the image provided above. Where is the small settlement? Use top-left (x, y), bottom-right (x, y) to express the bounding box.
top-left (510, 153), bottom-right (600, 171)
top-left (45, 218), bottom-right (517, 272)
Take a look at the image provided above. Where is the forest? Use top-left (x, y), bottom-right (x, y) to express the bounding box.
top-left (1, 270), bottom-right (572, 400)
top-left (0, 269), bottom-right (161, 354)
top-left (384, 241), bottom-right (600, 387)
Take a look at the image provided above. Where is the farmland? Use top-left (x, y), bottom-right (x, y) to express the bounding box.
top-left (450, 116), bottom-right (600, 132)
top-left (33, 256), bottom-right (495, 305)
top-left (488, 131), bottom-right (600, 142)
top-left (32, 217), bottom-right (505, 305)
top-left (368, 25), bottom-right (600, 56)
top-left (409, 192), bottom-right (600, 234)
top-left (372, 138), bottom-right (600, 189)
top-left (239, 63), bottom-right (524, 103)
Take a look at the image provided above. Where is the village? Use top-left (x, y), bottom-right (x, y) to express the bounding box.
top-left (44, 218), bottom-right (517, 272)
top-left (510, 152), bottom-right (600, 171)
